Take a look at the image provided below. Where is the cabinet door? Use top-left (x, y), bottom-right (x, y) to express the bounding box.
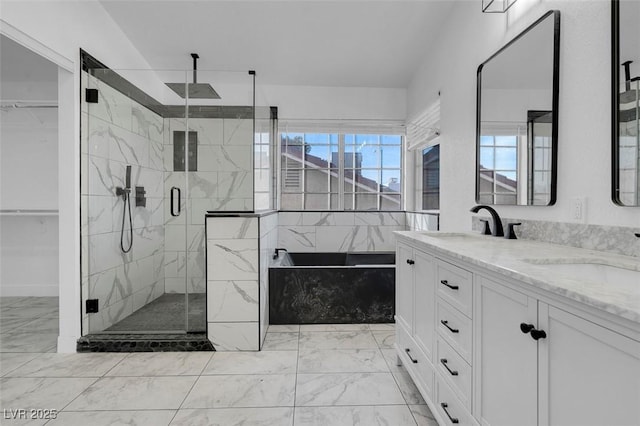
top-left (396, 243), bottom-right (414, 331)
top-left (538, 304), bottom-right (640, 426)
top-left (475, 276), bottom-right (538, 426)
top-left (414, 249), bottom-right (436, 361)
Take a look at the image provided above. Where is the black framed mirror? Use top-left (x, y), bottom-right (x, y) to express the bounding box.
top-left (476, 10), bottom-right (560, 206)
top-left (612, 0), bottom-right (639, 206)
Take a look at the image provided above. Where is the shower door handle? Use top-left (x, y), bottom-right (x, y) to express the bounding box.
top-left (170, 186), bottom-right (181, 217)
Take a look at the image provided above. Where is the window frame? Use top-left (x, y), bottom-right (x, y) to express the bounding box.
top-left (279, 131), bottom-right (404, 211)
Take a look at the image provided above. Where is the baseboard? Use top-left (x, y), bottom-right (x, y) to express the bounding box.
top-left (0, 284), bottom-right (59, 297)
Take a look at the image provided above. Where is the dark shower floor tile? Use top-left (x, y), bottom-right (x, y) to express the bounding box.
top-left (105, 293), bottom-right (206, 333)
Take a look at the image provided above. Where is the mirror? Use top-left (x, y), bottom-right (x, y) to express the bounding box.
top-left (612, 0), bottom-right (640, 206)
top-left (476, 10), bottom-right (560, 205)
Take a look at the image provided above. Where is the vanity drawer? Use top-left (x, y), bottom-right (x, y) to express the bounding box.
top-left (437, 337), bottom-right (472, 410)
top-left (437, 301), bottom-right (473, 364)
top-left (437, 259), bottom-right (473, 318)
top-left (396, 323), bottom-right (418, 366)
top-left (436, 376), bottom-right (476, 426)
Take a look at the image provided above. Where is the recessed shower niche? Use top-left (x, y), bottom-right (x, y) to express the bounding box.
top-left (79, 51), bottom-right (276, 340)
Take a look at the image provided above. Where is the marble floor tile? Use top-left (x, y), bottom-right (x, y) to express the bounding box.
top-left (0, 332), bottom-right (58, 353)
top-left (372, 331), bottom-right (395, 348)
top-left (299, 324), bottom-right (369, 332)
top-left (106, 352), bottom-right (212, 376)
top-left (298, 331), bottom-right (378, 350)
top-left (0, 317), bottom-right (35, 333)
top-left (182, 374), bottom-right (296, 408)
top-left (294, 405), bottom-right (417, 426)
top-left (0, 297), bottom-right (29, 308)
top-left (261, 332), bottom-right (299, 351)
top-left (203, 350), bottom-right (297, 375)
top-left (267, 324), bottom-right (300, 332)
top-left (11, 317), bottom-right (59, 333)
top-left (47, 410), bottom-right (176, 426)
top-left (0, 353), bottom-right (42, 376)
top-left (66, 376), bottom-right (197, 410)
top-left (295, 372), bottom-right (405, 406)
top-left (368, 323), bottom-right (396, 331)
top-left (7, 353), bottom-right (125, 378)
top-left (409, 404), bottom-right (439, 426)
top-left (4, 297), bottom-right (59, 309)
top-left (297, 349), bottom-right (388, 373)
top-left (380, 348), bottom-right (405, 374)
top-left (171, 407), bottom-right (294, 426)
top-left (0, 306), bottom-right (58, 319)
top-left (393, 370), bottom-right (426, 405)
top-left (0, 377), bottom-right (96, 410)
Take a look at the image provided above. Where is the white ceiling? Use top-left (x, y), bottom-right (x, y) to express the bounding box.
top-left (98, 0), bottom-right (456, 88)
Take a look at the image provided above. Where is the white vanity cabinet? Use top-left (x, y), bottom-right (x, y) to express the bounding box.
top-left (395, 234), bottom-right (640, 426)
top-left (396, 241), bottom-right (436, 400)
top-left (476, 274), bottom-right (640, 426)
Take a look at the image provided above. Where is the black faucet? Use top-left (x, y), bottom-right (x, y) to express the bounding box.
top-left (273, 248), bottom-right (288, 259)
top-left (470, 205), bottom-right (504, 237)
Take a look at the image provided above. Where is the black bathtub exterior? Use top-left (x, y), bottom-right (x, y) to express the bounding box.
top-left (269, 252), bottom-right (395, 324)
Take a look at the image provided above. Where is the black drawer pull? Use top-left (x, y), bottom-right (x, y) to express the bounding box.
top-left (440, 280), bottom-right (459, 290)
top-left (406, 259), bottom-right (415, 265)
top-left (441, 403), bottom-right (459, 424)
top-left (441, 320), bottom-right (459, 333)
top-left (405, 348), bottom-right (418, 363)
top-left (440, 358), bottom-right (459, 376)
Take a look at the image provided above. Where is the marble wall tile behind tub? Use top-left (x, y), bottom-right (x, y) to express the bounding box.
top-left (472, 217), bottom-right (640, 257)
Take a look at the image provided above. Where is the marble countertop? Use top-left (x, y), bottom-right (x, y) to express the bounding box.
top-left (395, 231), bottom-right (640, 324)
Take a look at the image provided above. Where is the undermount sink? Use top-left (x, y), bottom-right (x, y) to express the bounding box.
top-left (523, 260), bottom-right (640, 290)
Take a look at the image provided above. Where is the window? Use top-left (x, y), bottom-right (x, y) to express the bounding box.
top-left (422, 144), bottom-right (440, 210)
top-left (280, 132), bottom-right (402, 210)
top-left (478, 134), bottom-right (518, 205)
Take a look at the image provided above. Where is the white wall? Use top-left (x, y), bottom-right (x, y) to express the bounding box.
top-left (260, 84), bottom-right (406, 121)
top-left (407, 0), bottom-right (640, 231)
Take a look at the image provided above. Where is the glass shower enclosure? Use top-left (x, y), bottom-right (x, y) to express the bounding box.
top-left (80, 53), bottom-right (262, 334)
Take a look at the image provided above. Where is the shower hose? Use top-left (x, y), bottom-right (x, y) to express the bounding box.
top-left (120, 190), bottom-right (133, 253)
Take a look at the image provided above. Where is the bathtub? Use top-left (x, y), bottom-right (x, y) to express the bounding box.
top-left (269, 252), bottom-right (395, 324)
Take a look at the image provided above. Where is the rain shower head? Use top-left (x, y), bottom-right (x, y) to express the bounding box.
top-left (166, 53), bottom-right (221, 99)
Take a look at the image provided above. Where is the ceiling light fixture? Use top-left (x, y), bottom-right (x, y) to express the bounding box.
top-left (482, 0), bottom-right (518, 13)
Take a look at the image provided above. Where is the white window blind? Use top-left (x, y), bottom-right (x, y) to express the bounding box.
top-left (406, 99), bottom-right (441, 151)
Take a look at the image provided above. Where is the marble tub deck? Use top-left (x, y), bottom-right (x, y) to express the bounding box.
top-left (0, 300), bottom-right (436, 426)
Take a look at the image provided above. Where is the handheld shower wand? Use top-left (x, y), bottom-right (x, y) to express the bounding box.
top-left (116, 166), bottom-right (133, 253)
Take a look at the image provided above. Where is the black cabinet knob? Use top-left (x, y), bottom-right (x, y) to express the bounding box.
top-left (406, 259), bottom-right (415, 265)
top-left (530, 329), bottom-right (547, 340)
top-left (520, 323), bottom-right (535, 334)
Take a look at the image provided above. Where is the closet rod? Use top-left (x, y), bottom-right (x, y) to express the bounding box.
top-left (0, 100), bottom-right (58, 109)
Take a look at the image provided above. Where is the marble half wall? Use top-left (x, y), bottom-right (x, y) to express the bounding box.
top-left (258, 212), bottom-right (278, 346)
top-left (206, 216), bottom-right (260, 351)
top-left (472, 217), bottom-right (640, 257)
top-left (277, 212), bottom-right (406, 252)
top-left (81, 71), bottom-right (165, 333)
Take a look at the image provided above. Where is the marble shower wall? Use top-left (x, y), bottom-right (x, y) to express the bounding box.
top-left (81, 71), bottom-right (165, 333)
top-left (277, 212), bottom-right (406, 252)
top-left (163, 117), bottom-right (254, 294)
top-left (472, 217), bottom-right (640, 257)
top-left (258, 212), bottom-right (278, 346)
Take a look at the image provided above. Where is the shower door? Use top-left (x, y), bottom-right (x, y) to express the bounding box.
top-left (81, 60), bottom-right (256, 335)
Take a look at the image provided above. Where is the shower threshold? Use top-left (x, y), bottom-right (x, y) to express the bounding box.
top-left (77, 293), bottom-right (212, 352)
